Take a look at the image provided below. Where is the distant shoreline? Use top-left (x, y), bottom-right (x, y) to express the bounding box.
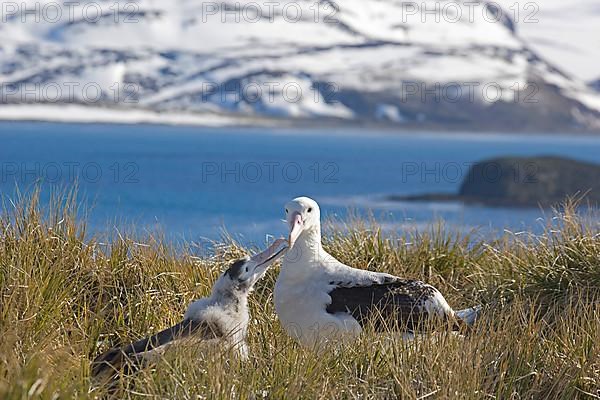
top-left (386, 193), bottom-right (544, 209)
top-left (1, 104), bottom-right (600, 135)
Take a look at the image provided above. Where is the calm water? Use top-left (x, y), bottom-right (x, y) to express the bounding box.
top-left (1, 121), bottom-right (599, 245)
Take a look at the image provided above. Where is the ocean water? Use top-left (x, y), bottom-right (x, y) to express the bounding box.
top-left (1, 121), bottom-right (599, 245)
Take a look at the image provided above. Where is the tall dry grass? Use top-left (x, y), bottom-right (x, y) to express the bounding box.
top-left (0, 189), bottom-right (599, 399)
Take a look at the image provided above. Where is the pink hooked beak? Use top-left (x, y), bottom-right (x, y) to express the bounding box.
top-left (288, 211), bottom-right (303, 248)
top-left (249, 238), bottom-right (288, 267)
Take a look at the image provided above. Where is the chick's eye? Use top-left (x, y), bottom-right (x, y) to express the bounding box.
top-left (308, 207), bottom-right (312, 213)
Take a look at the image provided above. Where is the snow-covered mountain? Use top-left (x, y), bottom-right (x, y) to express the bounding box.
top-left (497, 0), bottom-right (600, 83)
top-left (1, 0), bottom-right (599, 131)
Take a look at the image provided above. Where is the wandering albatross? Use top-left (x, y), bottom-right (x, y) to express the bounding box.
top-left (274, 197), bottom-right (479, 347)
top-left (92, 238), bottom-right (288, 378)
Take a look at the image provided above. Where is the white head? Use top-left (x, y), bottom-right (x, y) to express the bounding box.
top-left (285, 196), bottom-right (321, 248)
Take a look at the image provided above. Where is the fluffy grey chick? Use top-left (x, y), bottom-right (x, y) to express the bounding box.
top-left (92, 239), bottom-right (288, 377)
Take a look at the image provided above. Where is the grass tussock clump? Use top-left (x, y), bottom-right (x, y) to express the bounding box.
top-left (0, 189), bottom-right (599, 399)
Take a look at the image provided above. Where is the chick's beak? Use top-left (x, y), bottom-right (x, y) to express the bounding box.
top-left (288, 211), bottom-right (303, 248)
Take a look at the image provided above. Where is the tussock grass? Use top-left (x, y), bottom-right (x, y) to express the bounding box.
top-left (1, 189), bottom-right (599, 399)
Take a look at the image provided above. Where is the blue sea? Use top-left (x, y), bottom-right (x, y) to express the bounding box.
top-left (1, 121), bottom-right (599, 245)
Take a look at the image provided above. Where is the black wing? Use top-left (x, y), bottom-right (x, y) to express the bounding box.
top-left (326, 279), bottom-right (452, 332)
top-left (92, 318), bottom-right (221, 377)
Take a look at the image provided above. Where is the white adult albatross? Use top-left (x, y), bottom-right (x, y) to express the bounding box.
top-left (274, 197), bottom-right (478, 347)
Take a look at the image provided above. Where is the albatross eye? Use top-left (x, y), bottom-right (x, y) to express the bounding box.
top-left (285, 209), bottom-right (288, 213)
top-left (307, 207), bottom-right (312, 213)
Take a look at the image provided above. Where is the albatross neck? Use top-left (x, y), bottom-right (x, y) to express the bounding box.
top-left (290, 225), bottom-right (326, 263)
top-left (211, 276), bottom-right (250, 309)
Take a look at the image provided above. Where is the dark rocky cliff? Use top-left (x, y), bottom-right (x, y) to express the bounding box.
top-left (459, 156), bottom-right (600, 207)
top-left (389, 156), bottom-right (600, 207)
